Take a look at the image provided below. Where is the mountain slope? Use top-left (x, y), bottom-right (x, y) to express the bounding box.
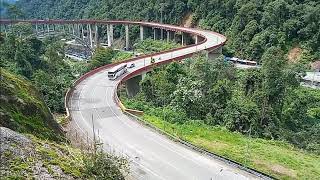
top-left (0, 68), bottom-right (63, 141)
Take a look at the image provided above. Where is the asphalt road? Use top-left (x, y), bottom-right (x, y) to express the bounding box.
top-left (69, 22), bottom-right (260, 179)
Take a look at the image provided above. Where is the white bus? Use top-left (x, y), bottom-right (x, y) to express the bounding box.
top-left (108, 64), bottom-right (127, 80)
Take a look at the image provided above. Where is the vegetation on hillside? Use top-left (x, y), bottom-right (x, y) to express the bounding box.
top-left (15, 0), bottom-right (320, 63)
top-left (134, 38), bottom-right (181, 54)
top-left (141, 115), bottom-right (320, 179)
top-left (1, 127), bottom-right (128, 179)
top-left (122, 52), bottom-right (320, 153)
top-left (0, 68), bottom-right (63, 141)
top-left (120, 51), bottom-right (320, 178)
top-left (0, 25), bottom-right (129, 179)
top-left (2, 2), bottom-right (319, 177)
top-left (0, 33), bottom-right (87, 112)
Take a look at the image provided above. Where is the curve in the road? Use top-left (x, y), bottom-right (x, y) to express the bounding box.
top-left (1, 19), bottom-right (268, 179)
top-left (63, 20), bottom-right (260, 180)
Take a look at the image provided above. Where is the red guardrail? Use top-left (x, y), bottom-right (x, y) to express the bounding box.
top-left (4, 19), bottom-right (226, 120)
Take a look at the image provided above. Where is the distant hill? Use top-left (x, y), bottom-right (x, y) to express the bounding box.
top-left (16, 0), bottom-right (320, 62)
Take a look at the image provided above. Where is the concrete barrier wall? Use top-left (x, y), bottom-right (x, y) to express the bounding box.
top-left (63, 20), bottom-right (218, 119)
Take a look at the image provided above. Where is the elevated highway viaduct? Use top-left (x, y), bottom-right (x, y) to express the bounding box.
top-left (0, 19), bottom-right (271, 179)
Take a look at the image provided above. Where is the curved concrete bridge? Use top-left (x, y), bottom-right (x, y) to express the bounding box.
top-left (1, 19), bottom-right (265, 179)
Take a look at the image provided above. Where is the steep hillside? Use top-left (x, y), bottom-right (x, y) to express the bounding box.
top-left (0, 68), bottom-right (63, 141)
top-left (0, 127), bottom-right (127, 179)
top-left (0, 68), bottom-right (128, 179)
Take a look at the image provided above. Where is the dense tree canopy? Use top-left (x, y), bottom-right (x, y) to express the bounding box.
top-left (16, 0), bottom-right (320, 62)
top-left (123, 53), bottom-right (320, 154)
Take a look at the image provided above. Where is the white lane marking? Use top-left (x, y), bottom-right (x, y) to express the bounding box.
top-left (82, 76), bottom-right (166, 180)
top-left (103, 82), bottom-right (190, 179)
top-left (70, 84), bottom-right (94, 141)
top-left (69, 29), bottom-right (254, 179)
top-left (94, 63), bottom-right (247, 178)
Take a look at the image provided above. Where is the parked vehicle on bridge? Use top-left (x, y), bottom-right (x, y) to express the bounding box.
top-left (128, 63), bottom-right (135, 68)
top-left (108, 64), bottom-right (127, 80)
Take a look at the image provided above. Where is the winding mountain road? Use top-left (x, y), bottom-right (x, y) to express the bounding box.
top-left (66, 21), bottom-right (259, 179)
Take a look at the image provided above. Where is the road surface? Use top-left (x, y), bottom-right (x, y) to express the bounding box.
top-left (68, 21), bottom-right (260, 179)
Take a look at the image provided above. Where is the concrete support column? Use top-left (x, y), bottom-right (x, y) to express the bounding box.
top-left (72, 24), bottom-right (75, 35)
top-left (52, 24), bottom-right (55, 32)
top-left (88, 24), bottom-right (93, 48)
top-left (62, 25), bottom-right (65, 33)
top-left (68, 25), bottom-right (71, 34)
top-left (172, 31), bottom-right (176, 42)
top-left (140, 26), bottom-right (144, 41)
top-left (125, 24), bottom-right (129, 50)
top-left (141, 72), bottom-right (147, 80)
top-left (206, 46), bottom-right (223, 60)
top-left (107, 25), bottom-right (111, 47)
top-left (35, 24), bottom-right (38, 35)
top-left (47, 24), bottom-right (50, 33)
top-left (81, 24), bottom-right (84, 40)
top-left (195, 35), bottom-right (199, 44)
top-left (126, 75), bottom-right (142, 98)
top-left (161, 28), bottom-right (164, 40)
top-left (4, 25), bottom-right (8, 37)
top-left (107, 24), bottom-right (114, 47)
top-left (181, 32), bottom-right (184, 46)
top-left (109, 24), bottom-right (114, 45)
top-left (166, 30), bottom-right (170, 42)
top-left (153, 28), bottom-right (156, 40)
top-left (56, 24), bottom-right (59, 32)
top-left (76, 24), bottom-right (79, 37)
top-left (94, 24), bottom-right (98, 47)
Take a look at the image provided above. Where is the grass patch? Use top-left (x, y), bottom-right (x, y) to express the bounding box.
top-left (143, 115), bottom-right (320, 179)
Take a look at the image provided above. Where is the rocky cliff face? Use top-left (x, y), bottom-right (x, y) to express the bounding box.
top-left (0, 68), bottom-right (63, 141)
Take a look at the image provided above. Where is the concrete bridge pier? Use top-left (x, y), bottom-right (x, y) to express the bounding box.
top-left (106, 24), bottom-right (114, 47)
top-left (141, 72), bottom-right (147, 80)
top-left (81, 24), bottom-right (85, 40)
top-left (72, 24), bottom-right (75, 35)
top-left (125, 24), bottom-right (129, 50)
top-left (140, 26), bottom-right (144, 41)
top-left (88, 24), bottom-right (93, 48)
top-left (68, 25), bottom-right (72, 34)
top-left (3, 25), bottom-right (8, 37)
top-left (62, 24), bottom-right (66, 34)
top-left (181, 32), bottom-right (185, 46)
top-left (161, 28), bottom-right (164, 40)
top-left (76, 24), bottom-right (80, 37)
top-left (94, 24), bottom-right (98, 47)
top-left (35, 24), bottom-right (39, 35)
top-left (126, 75), bottom-right (142, 98)
top-left (207, 46), bottom-right (223, 60)
top-left (107, 24), bottom-right (114, 47)
top-left (110, 24), bottom-right (114, 45)
top-left (166, 30), bottom-right (170, 42)
top-left (153, 28), bottom-right (157, 40)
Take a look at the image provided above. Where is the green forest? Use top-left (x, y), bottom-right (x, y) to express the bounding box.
top-left (120, 53), bottom-right (320, 178)
top-left (13, 0), bottom-right (320, 63)
top-left (1, 0), bottom-right (320, 179)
